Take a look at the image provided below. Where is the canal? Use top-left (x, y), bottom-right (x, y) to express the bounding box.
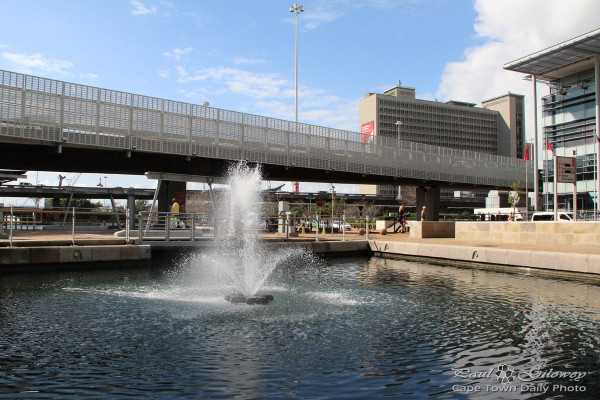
top-left (1, 254), bottom-right (599, 399)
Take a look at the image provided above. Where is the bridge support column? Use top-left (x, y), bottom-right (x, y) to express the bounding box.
top-left (158, 181), bottom-right (187, 213)
top-left (278, 201), bottom-right (296, 235)
top-left (416, 186), bottom-right (440, 221)
top-left (278, 201), bottom-right (289, 234)
top-left (0, 203), bottom-right (7, 239)
top-left (127, 191), bottom-right (136, 231)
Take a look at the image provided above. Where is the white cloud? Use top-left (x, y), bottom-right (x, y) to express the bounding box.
top-left (436, 0), bottom-right (600, 144)
top-left (163, 47), bottom-right (193, 60)
top-left (1, 52), bottom-right (73, 74)
top-left (175, 66), bottom-right (290, 99)
top-left (232, 57), bottom-right (267, 65)
top-left (130, 0), bottom-right (157, 16)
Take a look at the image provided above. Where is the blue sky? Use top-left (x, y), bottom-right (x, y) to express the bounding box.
top-left (1, 0), bottom-right (600, 204)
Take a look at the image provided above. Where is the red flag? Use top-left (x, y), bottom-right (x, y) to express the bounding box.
top-left (546, 139), bottom-right (556, 156)
top-left (524, 144), bottom-right (530, 161)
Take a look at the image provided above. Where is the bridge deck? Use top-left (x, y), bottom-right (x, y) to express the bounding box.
top-left (0, 69), bottom-right (532, 188)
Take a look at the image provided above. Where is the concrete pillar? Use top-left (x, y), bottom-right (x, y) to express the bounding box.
top-left (594, 54), bottom-right (600, 217)
top-left (127, 191), bottom-right (136, 230)
top-left (416, 186), bottom-right (440, 221)
top-left (278, 200), bottom-right (289, 234)
top-left (0, 203), bottom-right (7, 239)
top-left (533, 75), bottom-right (540, 211)
top-left (157, 180), bottom-right (186, 213)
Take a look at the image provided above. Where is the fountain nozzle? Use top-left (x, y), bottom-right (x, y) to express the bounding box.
top-left (225, 293), bottom-right (274, 305)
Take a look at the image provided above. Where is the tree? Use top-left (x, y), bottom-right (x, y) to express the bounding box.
top-left (135, 199), bottom-right (150, 214)
top-left (56, 198), bottom-right (102, 210)
top-left (507, 180), bottom-right (522, 220)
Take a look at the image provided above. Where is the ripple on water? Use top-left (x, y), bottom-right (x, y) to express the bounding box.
top-left (1, 256), bottom-right (600, 399)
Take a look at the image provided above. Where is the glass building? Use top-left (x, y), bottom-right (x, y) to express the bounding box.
top-left (505, 28), bottom-right (600, 215)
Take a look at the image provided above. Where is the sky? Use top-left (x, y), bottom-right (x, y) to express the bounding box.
top-left (2, 0), bottom-right (600, 205)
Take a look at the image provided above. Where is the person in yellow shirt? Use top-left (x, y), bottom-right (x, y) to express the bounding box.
top-left (170, 198), bottom-right (179, 228)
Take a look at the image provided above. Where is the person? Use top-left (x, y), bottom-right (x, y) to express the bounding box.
top-left (394, 205), bottom-right (406, 233)
top-left (170, 198), bottom-right (179, 228)
top-left (421, 205), bottom-right (428, 221)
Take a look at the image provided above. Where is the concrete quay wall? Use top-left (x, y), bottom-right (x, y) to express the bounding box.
top-left (369, 239), bottom-right (600, 277)
top-left (0, 245), bottom-right (151, 268)
top-left (456, 221), bottom-right (600, 247)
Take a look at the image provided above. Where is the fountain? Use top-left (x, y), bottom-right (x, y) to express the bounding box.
top-left (208, 161), bottom-right (287, 305)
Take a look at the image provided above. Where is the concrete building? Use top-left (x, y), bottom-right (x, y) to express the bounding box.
top-left (505, 28), bottom-right (600, 214)
top-left (482, 93), bottom-right (525, 159)
top-left (359, 84), bottom-right (525, 197)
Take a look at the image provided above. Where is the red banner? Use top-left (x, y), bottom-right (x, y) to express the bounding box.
top-left (361, 121), bottom-right (374, 143)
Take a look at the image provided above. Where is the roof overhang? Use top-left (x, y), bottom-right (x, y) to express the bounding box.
top-left (504, 28), bottom-right (600, 81)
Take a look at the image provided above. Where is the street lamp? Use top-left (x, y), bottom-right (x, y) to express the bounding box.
top-left (290, 4), bottom-right (304, 130)
top-left (395, 121), bottom-right (402, 145)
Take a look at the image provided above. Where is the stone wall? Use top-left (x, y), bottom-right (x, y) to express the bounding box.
top-left (409, 221), bottom-right (456, 238)
top-left (456, 222), bottom-right (600, 247)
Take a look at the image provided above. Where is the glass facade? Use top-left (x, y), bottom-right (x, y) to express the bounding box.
top-left (541, 69), bottom-right (597, 212)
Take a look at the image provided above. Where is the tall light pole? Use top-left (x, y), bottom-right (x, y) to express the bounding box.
top-left (395, 121), bottom-right (402, 145)
top-left (290, 3), bottom-right (304, 130)
top-left (395, 121), bottom-right (403, 199)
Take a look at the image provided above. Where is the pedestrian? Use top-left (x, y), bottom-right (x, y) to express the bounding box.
top-left (421, 205), bottom-right (428, 221)
top-left (170, 197), bottom-right (179, 228)
top-left (395, 205), bottom-right (405, 233)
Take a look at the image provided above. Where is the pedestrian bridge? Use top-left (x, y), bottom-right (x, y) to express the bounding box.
top-left (0, 69), bottom-right (531, 188)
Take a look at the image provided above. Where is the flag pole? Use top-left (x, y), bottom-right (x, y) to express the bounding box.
top-left (544, 133), bottom-right (548, 211)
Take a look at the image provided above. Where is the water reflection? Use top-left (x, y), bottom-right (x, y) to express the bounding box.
top-left (0, 256), bottom-right (599, 399)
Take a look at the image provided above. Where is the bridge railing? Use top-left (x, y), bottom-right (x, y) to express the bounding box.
top-left (0, 69), bottom-right (532, 187)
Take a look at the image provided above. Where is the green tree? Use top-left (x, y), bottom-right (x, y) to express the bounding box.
top-left (135, 199), bottom-right (150, 214)
top-left (508, 180), bottom-right (522, 220)
top-left (58, 198), bottom-right (103, 210)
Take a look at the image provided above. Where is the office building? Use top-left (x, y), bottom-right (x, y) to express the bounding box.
top-left (359, 84), bottom-right (525, 197)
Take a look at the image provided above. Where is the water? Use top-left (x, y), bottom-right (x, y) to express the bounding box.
top-left (1, 256), bottom-right (600, 399)
top-left (210, 161), bottom-right (296, 298)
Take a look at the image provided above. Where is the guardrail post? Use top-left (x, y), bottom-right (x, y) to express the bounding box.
top-left (165, 213), bottom-right (170, 242)
top-left (342, 214), bottom-right (346, 242)
top-left (9, 205), bottom-right (14, 247)
top-left (71, 207), bottom-right (75, 246)
top-left (125, 208), bottom-right (130, 245)
top-left (315, 214), bottom-right (319, 242)
top-left (191, 215), bottom-right (196, 241)
top-left (138, 215), bottom-right (144, 244)
top-left (285, 213), bottom-right (290, 241)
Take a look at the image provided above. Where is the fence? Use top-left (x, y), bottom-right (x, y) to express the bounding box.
top-left (0, 69), bottom-right (531, 188)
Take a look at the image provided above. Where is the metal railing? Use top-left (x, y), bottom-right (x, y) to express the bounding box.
top-left (1, 206), bottom-right (126, 246)
top-left (0, 69), bottom-right (531, 187)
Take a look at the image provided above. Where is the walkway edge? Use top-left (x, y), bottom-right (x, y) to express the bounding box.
top-left (0, 245), bottom-right (151, 268)
top-left (369, 240), bottom-right (600, 277)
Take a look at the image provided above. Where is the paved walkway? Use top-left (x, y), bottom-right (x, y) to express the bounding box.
top-left (2, 228), bottom-right (600, 256)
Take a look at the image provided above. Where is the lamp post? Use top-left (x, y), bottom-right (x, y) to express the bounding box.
top-left (395, 121), bottom-right (403, 199)
top-left (290, 4), bottom-right (304, 131)
top-left (526, 139), bottom-right (533, 220)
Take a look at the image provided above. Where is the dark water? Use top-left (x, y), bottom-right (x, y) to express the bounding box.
top-left (1, 255), bottom-right (600, 399)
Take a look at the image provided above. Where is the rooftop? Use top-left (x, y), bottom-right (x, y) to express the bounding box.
top-left (504, 28), bottom-right (600, 81)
